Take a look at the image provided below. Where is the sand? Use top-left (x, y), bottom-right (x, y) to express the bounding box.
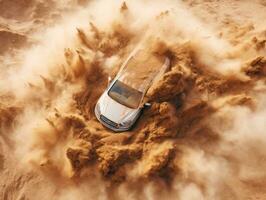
top-left (1, 0), bottom-right (266, 199)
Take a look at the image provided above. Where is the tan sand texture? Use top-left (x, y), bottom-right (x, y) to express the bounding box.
top-left (1, 0), bottom-right (266, 199)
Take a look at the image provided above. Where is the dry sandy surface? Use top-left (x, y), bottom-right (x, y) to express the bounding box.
top-left (1, 0), bottom-right (266, 199)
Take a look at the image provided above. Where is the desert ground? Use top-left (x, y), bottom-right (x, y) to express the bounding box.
top-left (1, 0), bottom-right (266, 199)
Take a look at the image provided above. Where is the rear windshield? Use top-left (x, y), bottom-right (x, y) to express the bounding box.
top-left (108, 80), bottom-right (143, 109)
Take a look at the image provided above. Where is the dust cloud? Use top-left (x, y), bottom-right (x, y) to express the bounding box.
top-left (0, 0), bottom-right (266, 199)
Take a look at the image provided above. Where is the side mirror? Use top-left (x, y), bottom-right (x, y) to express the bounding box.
top-left (108, 76), bottom-right (112, 86)
top-left (144, 102), bottom-right (151, 107)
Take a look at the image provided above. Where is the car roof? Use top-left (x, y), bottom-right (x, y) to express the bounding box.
top-left (118, 49), bottom-right (166, 92)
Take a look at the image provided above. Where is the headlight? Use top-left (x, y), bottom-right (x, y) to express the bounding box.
top-left (95, 103), bottom-right (101, 115)
top-left (120, 120), bottom-right (132, 128)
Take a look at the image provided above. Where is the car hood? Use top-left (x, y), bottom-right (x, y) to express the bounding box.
top-left (98, 92), bottom-right (139, 124)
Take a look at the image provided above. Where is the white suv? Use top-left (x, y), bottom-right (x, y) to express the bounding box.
top-left (95, 48), bottom-right (170, 132)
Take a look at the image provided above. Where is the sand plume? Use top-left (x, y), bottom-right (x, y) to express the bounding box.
top-left (1, 0), bottom-right (266, 200)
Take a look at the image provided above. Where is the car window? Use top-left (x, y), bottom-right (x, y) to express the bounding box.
top-left (108, 80), bottom-right (143, 109)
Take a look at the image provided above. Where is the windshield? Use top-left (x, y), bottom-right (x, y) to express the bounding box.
top-left (108, 80), bottom-right (143, 109)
